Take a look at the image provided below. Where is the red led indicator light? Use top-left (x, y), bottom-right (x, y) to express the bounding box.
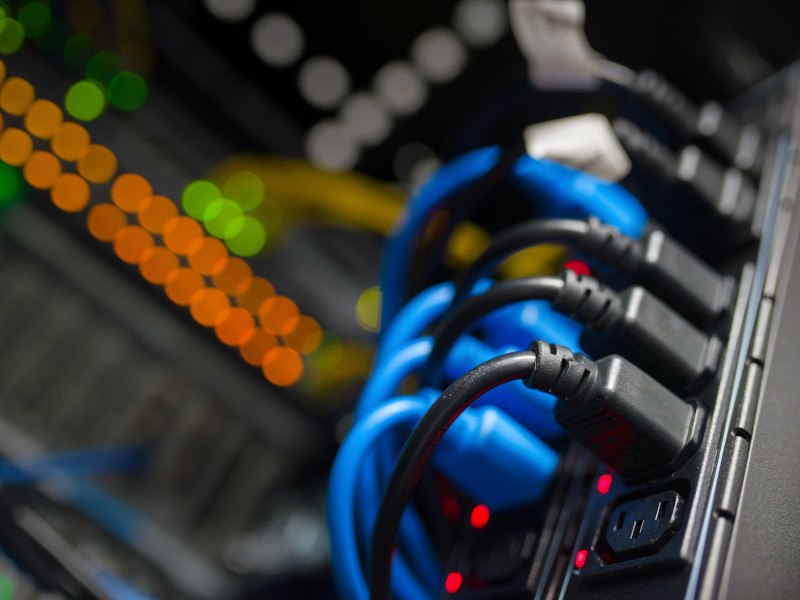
top-left (564, 259), bottom-right (591, 277)
top-left (597, 473), bottom-right (613, 495)
top-left (445, 572), bottom-right (463, 594)
top-left (575, 549), bottom-right (588, 569)
top-left (470, 504), bottom-right (491, 529)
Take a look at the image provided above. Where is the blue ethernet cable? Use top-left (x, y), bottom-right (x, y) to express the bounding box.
top-left (380, 146), bottom-right (503, 326)
top-left (512, 155), bottom-right (647, 238)
top-left (357, 282), bottom-right (578, 585)
top-left (333, 395), bottom-right (559, 600)
top-left (354, 334), bottom-right (565, 589)
top-left (380, 148), bottom-right (648, 325)
top-left (329, 397), bottom-right (434, 600)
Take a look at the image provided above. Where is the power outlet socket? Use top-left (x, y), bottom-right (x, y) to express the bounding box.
top-left (604, 490), bottom-right (685, 560)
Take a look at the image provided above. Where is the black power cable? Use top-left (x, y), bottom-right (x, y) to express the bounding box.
top-left (421, 272), bottom-right (617, 388)
top-left (423, 270), bottom-right (721, 394)
top-left (452, 217), bottom-right (733, 327)
top-left (369, 342), bottom-right (703, 600)
top-left (452, 218), bottom-right (592, 305)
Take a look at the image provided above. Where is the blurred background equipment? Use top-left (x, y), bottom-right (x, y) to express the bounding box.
top-left (0, 0), bottom-right (798, 599)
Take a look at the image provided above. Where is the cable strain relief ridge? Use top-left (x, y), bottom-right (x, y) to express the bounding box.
top-left (578, 217), bottom-right (644, 273)
top-left (552, 269), bottom-right (621, 329)
top-left (525, 340), bottom-right (597, 403)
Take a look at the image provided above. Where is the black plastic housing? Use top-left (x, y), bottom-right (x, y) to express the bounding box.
top-left (554, 355), bottom-right (704, 478)
top-left (636, 229), bottom-right (735, 326)
top-left (581, 287), bottom-right (722, 394)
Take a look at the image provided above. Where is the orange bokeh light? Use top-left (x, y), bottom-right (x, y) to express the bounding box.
top-left (87, 203), bottom-right (127, 242)
top-left (189, 288), bottom-right (231, 327)
top-left (23, 150), bottom-right (61, 190)
top-left (51, 173), bottom-right (91, 212)
top-left (162, 216), bottom-right (204, 255)
top-left (113, 225), bottom-right (154, 264)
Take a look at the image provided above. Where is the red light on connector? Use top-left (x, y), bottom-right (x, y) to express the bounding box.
top-left (564, 259), bottom-right (591, 277)
top-left (445, 572), bottom-right (463, 594)
top-left (575, 549), bottom-right (588, 569)
top-left (597, 473), bottom-right (613, 495)
top-left (470, 504), bottom-right (490, 529)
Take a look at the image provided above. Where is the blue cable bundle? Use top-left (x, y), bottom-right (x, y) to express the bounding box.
top-left (329, 147), bottom-right (648, 599)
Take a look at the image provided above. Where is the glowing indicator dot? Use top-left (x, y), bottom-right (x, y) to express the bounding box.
top-left (0, 76), bottom-right (35, 116)
top-left (25, 99), bottom-right (64, 139)
top-left (224, 171), bottom-right (264, 211)
top-left (77, 144), bottom-right (117, 183)
top-left (564, 259), bottom-right (591, 277)
top-left (258, 295), bottom-right (300, 336)
top-left (63, 33), bottom-right (94, 70)
top-left (187, 236), bottom-right (229, 276)
top-left (23, 150), bottom-right (61, 190)
top-left (112, 173), bottom-right (153, 213)
top-left (51, 122), bottom-right (91, 161)
top-left (575, 549), bottom-right (588, 569)
top-left (0, 18), bottom-right (25, 55)
top-left (113, 225), bottom-right (154, 265)
top-left (239, 328), bottom-right (279, 367)
top-left (0, 573), bottom-right (14, 600)
top-left (51, 173), bottom-right (90, 213)
top-left (444, 572), bottom-right (463, 594)
top-left (281, 315), bottom-right (323, 355)
top-left (87, 204), bottom-right (127, 242)
top-left (163, 216), bottom-right (204, 255)
top-left (182, 180), bottom-right (222, 220)
top-left (17, 1), bottom-right (52, 39)
top-left (235, 277), bottom-right (275, 314)
top-left (213, 257), bottom-right (253, 295)
top-left (214, 307), bottom-right (255, 347)
top-left (139, 247), bottom-right (179, 285)
top-left (0, 127), bottom-right (33, 166)
top-left (86, 51), bottom-right (120, 84)
top-left (0, 163), bottom-right (23, 210)
top-left (225, 216), bottom-right (266, 257)
top-left (164, 268), bottom-right (204, 306)
top-left (204, 198), bottom-right (244, 239)
top-left (65, 80), bottom-right (106, 121)
top-left (306, 331), bottom-right (343, 371)
top-left (108, 71), bottom-right (148, 111)
top-left (469, 504), bottom-right (490, 529)
top-left (137, 194), bottom-right (178, 234)
top-left (355, 286), bottom-right (381, 332)
top-left (189, 288), bottom-right (230, 327)
top-left (597, 473), bottom-right (613, 495)
top-left (262, 346), bottom-right (303, 387)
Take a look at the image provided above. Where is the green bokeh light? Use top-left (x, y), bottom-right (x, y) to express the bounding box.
top-left (34, 13), bottom-right (66, 52)
top-left (0, 573), bottom-right (13, 600)
top-left (203, 198), bottom-right (244, 239)
top-left (257, 196), bottom-right (282, 235)
top-left (0, 163), bottom-right (24, 210)
top-left (63, 32), bottom-right (94, 70)
top-left (18, 0), bottom-right (51, 38)
top-left (182, 180), bottom-right (222, 220)
top-left (307, 331), bottom-right (344, 371)
top-left (225, 216), bottom-right (266, 257)
top-left (0, 17), bottom-right (25, 54)
top-left (86, 50), bottom-right (120, 84)
top-left (65, 80), bottom-right (106, 121)
top-left (223, 171), bottom-right (264, 211)
top-left (108, 70), bottom-right (148, 111)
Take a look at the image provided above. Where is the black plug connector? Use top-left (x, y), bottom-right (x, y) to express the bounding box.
top-left (578, 218), bottom-right (734, 326)
top-left (371, 342), bottom-right (705, 599)
top-left (614, 118), bottom-right (758, 247)
top-left (525, 341), bottom-right (704, 478)
top-left (553, 271), bottom-right (722, 394)
top-left (629, 70), bottom-right (762, 174)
